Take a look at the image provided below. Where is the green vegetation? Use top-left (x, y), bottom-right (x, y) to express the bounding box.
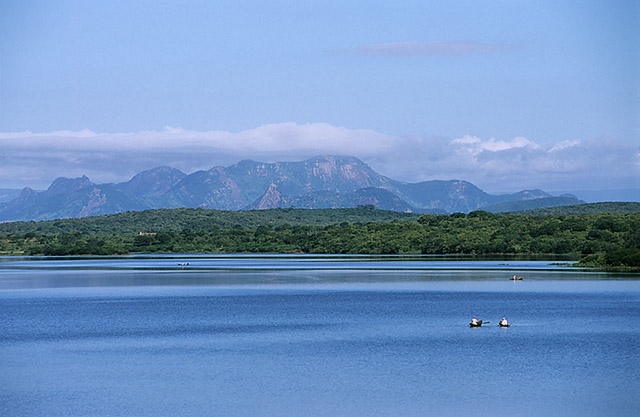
top-left (0, 207), bottom-right (638, 269)
top-left (0, 206), bottom-right (419, 235)
top-left (575, 249), bottom-right (640, 269)
top-left (510, 202), bottom-right (640, 216)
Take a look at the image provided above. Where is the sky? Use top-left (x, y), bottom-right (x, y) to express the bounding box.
top-left (0, 0), bottom-right (638, 197)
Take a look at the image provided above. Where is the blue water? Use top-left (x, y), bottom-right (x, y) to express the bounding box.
top-left (1, 255), bottom-right (639, 416)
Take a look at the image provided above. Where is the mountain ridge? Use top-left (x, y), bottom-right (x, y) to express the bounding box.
top-left (0, 155), bottom-right (585, 221)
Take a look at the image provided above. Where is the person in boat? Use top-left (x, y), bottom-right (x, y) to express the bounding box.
top-left (500, 317), bottom-right (509, 326)
top-left (471, 316), bottom-right (479, 325)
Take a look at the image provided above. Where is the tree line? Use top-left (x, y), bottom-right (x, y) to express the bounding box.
top-left (1, 210), bottom-right (638, 268)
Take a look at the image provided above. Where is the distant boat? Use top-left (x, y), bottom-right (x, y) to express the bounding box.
top-left (510, 275), bottom-right (523, 280)
top-left (499, 322), bottom-right (511, 327)
top-left (469, 320), bottom-right (483, 327)
top-left (178, 262), bottom-right (190, 266)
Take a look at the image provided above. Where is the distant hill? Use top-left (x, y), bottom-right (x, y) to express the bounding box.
top-left (0, 189), bottom-right (23, 203)
top-left (245, 185), bottom-right (442, 213)
top-left (483, 195), bottom-right (585, 213)
top-left (507, 202), bottom-right (640, 216)
top-left (117, 166), bottom-right (187, 205)
top-left (0, 176), bottom-right (149, 222)
top-left (551, 188), bottom-right (640, 203)
top-left (0, 155), bottom-right (582, 221)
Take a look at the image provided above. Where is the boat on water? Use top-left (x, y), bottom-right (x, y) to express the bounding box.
top-left (510, 275), bottom-right (523, 280)
top-left (469, 320), bottom-right (483, 327)
top-left (499, 322), bottom-right (511, 327)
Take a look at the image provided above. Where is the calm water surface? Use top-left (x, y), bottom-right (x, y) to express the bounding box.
top-left (1, 255), bottom-right (638, 416)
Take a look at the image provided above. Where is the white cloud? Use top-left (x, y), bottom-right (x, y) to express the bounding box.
top-left (450, 135), bottom-right (481, 145)
top-left (0, 124), bottom-right (637, 193)
top-left (0, 129), bottom-right (98, 139)
top-left (549, 140), bottom-right (580, 152)
top-left (368, 134), bottom-right (638, 192)
top-left (436, 135), bottom-right (636, 191)
top-left (0, 123), bottom-right (397, 188)
top-left (450, 135), bottom-right (538, 155)
top-left (0, 123), bottom-right (394, 153)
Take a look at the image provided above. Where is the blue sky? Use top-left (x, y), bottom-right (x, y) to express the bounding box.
top-left (0, 0), bottom-right (638, 196)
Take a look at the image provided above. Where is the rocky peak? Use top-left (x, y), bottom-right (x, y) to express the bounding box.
top-left (18, 187), bottom-right (38, 199)
top-left (252, 183), bottom-right (283, 210)
top-left (516, 189), bottom-right (551, 200)
top-left (121, 166), bottom-right (186, 197)
top-left (47, 176), bottom-right (93, 196)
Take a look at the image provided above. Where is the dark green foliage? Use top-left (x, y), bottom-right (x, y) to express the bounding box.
top-left (603, 248), bottom-right (640, 267)
top-left (0, 209), bottom-right (637, 268)
top-left (0, 207), bottom-right (419, 238)
top-left (509, 202), bottom-right (640, 216)
top-left (483, 196), bottom-right (584, 213)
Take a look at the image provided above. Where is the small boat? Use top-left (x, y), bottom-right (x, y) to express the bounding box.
top-left (510, 275), bottom-right (523, 280)
top-left (499, 323), bottom-right (510, 327)
top-left (469, 320), bottom-right (483, 327)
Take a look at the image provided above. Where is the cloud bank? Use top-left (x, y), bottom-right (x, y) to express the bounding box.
top-left (389, 134), bottom-right (639, 193)
top-left (0, 123), bottom-right (637, 193)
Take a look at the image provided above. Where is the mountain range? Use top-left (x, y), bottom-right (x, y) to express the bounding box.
top-left (0, 155), bottom-right (584, 222)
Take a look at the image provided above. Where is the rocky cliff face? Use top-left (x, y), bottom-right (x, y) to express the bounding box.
top-left (251, 183), bottom-right (283, 210)
top-left (159, 155), bottom-right (392, 210)
top-left (118, 166), bottom-right (186, 202)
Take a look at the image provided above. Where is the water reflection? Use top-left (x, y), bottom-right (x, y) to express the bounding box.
top-left (0, 253), bottom-right (579, 271)
top-left (0, 254), bottom-right (636, 290)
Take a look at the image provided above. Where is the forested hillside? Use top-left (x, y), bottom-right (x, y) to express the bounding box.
top-left (0, 206), bottom-right (418, 235)
top-left (1, 208), bottom-right (638, 268)
top-left (512, 202), bottom-right (640, 216)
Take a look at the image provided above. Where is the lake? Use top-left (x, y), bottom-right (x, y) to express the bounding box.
top-left (1, 255), bottom-right (639, 417)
